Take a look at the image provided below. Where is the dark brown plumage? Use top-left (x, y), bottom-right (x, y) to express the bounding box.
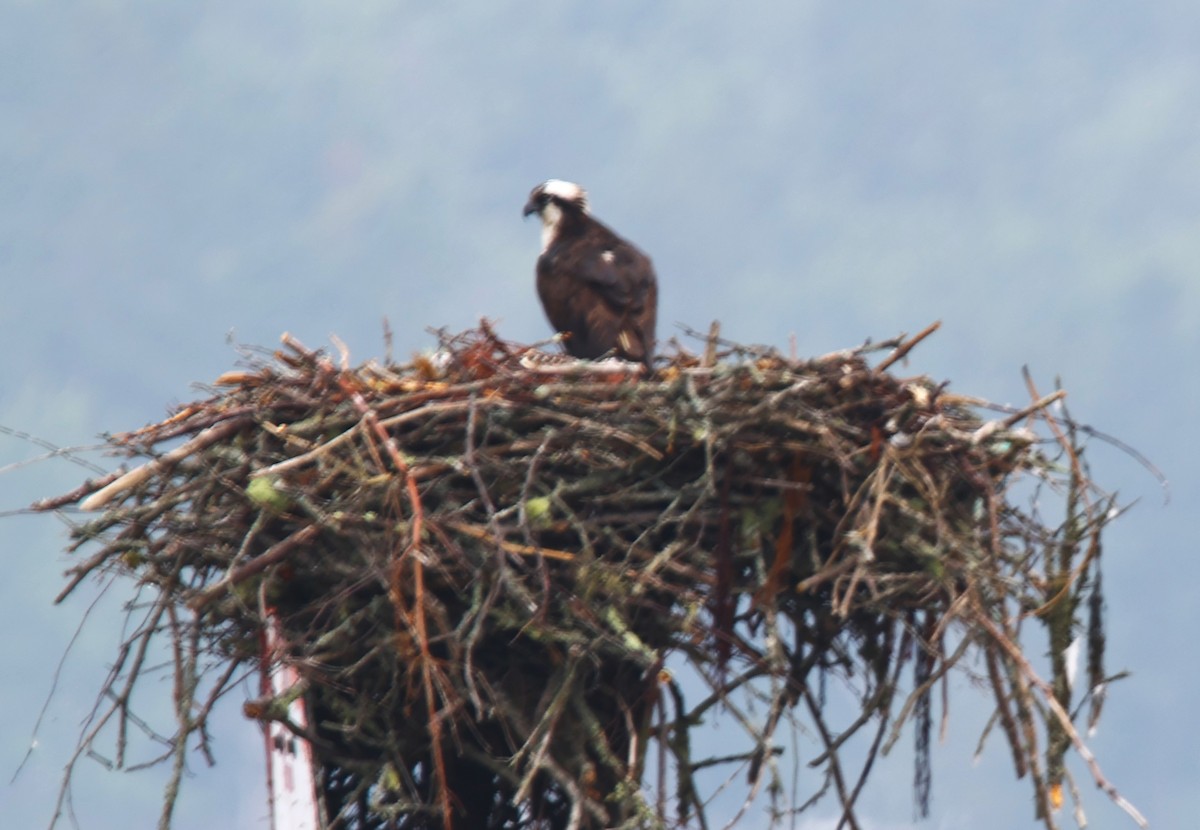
top-left (523, 180), bottom-right (658, 368)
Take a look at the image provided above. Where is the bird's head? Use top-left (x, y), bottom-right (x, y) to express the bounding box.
top-left (523, 179), bottom-right (589, 221)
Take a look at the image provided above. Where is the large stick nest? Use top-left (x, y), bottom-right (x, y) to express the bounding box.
top-left (42, 323), bottom-right (1141, 830)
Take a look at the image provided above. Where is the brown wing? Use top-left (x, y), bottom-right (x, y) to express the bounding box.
top-left (537, 239), bottom-right (657, 366)
top-left (575, 243), bottom-right (656, 365)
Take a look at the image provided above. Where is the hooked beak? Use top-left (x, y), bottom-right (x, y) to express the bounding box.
top-left (522, 199), bottom-right (539, 218)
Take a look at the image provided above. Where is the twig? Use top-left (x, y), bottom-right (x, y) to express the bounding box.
top-left (975, 610), bottom-right (1148, 828)
top-left (442, 519), bottom-right (575, 561)
top-left (29, 470), bottom-right (125, 512)
top-left (1001, 389), bottom-right (1068, 428)
top-left (79, 418), bottom-right (250, 511)
top-left (187, 525), bottom-right (321, 610)
top-left (875, 321), bottom-right (941, 372)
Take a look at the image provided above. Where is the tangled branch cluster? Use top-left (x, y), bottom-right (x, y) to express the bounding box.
top-left (42, 323), bottom-right (1140, 830)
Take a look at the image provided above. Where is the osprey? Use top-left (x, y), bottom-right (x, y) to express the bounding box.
top-left (523, 180), bottom-right (658, 368)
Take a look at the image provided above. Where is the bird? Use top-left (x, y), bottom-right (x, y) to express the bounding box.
top-left (523, 180), bottom-right (658, 368)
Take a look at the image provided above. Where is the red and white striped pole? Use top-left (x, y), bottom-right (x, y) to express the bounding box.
top-left (261, 611), bottom-right (321, 830)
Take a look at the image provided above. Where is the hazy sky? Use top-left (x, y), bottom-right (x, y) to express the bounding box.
top-left (2, 3), bottom-right (1196, 828)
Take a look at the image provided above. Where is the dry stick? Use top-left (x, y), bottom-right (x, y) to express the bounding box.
top-left (1007, 633), bottom-right (1056, 829)
top-left (250, 424), bottom-right (360, 478)
top-left (250, 399), bottom-right (493, 480)
top-left (936, 616), bottom-right (952, 747)
top-left (49, 681), bottom-right (127, 827)
top-left (55, 545), bottom-right (122, 604)
top-left (51, 575), bottom-right (177, 828)
top-left (536, 408), bottom-right (665, 461)
top-left (1071, 422), bottom-right (1168, 503)
top-left (985, 647), bottom-right (1028, 779)
top-left (801, 685), bottom-right (861, 830)
top-left (189, 656), bottom-right (245, 766)
top-left (806, 679), bottom-right (894, 768)
top-left (875, 320), bottom-right (941, 373)
top-left (1016, 381), bottom-right (1110, 622)
top-left (792, 558), bottom-right (859, 595)
top-left (1001, 389), bottom-right (1068, 429)
top-left (974, 611), bottom-right (1148, 828)
top-left (30, 470), bottom-right (125, 512)
top-left (121, 404), bottom-right (259, 444)
top-left (837, 455), bottom-right (895, 617)
top-left (442, 519), bottom-right (575, 561)
top-left (113, 599), bottom-right (173, 769)
top-left (517, 430), bottom-right (557, 613)
top-left (464, 391), bottom-right (504, 539)
top-left (881, 632), bottom-right (974, 755)
top-left (702, 320), bottom-right (721, 368)
top-left (706, 664), bottom-right (793, 830)
top-left (159, 604), bottom-right (201, 830)
top-left (351, 391), bottom-right (454, 830)
top-left (832, 459), bottom-right (894, 619)
top-left (511, 658), bottom-right (583, 802)
top-left (663, 680), bottom-right (708, 830)
top-left (187, 524), bottom-right (321, 610)
top-left (1023, 370), bottom-right (1088, 507)
top-left (683, 665), bottom-right (772, 725)
top-left (459, 389), bottom-right (548, 759)
top-left (79, 418), bottom-right (250, 511)
top-left (517, 359), bottom-right (646, 378)
top-left (838, 627), bottom-right (909, 821)
top-left (541, 754), bottom-right (609, 830)
top-left (219, 510), bottom-right (270, 588)
top-left (655, 694), bottom-right (669, 827)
